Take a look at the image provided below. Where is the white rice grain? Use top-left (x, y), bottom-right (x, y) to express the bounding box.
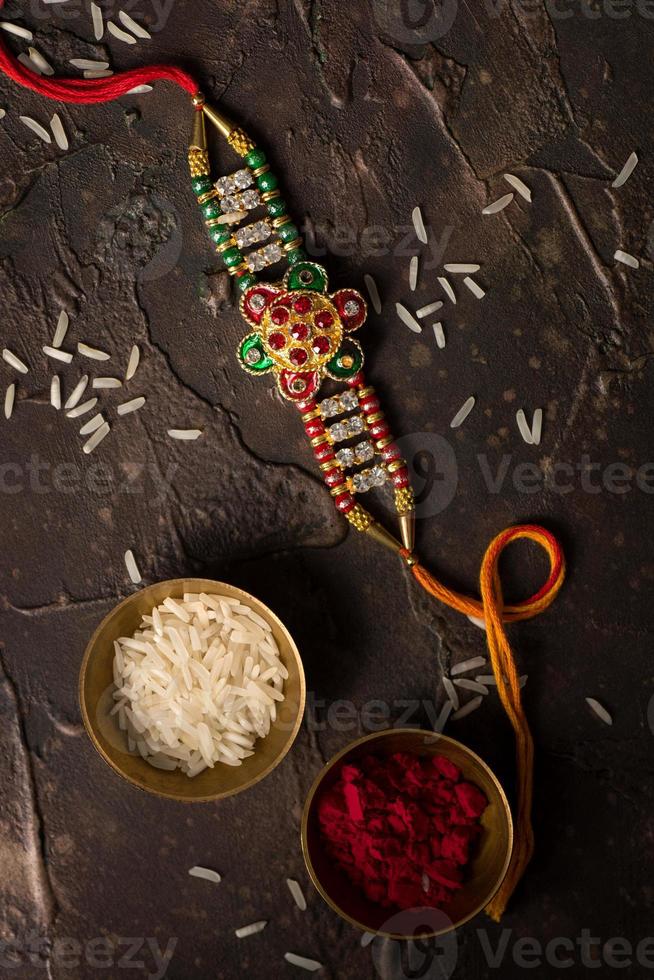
top-left (17, 54), bottom-right (44, 76)
top-left (235, 921), bottom-right (267, 939)
top-left (503, 173), bottom-right (532, 202)
top-left (4, 383), bottom-right (15, 420)
top-left (287, 878), bottom-right (307, 911)
top-left (126, 85), bottom-right (153, 94)
top-left (125, 344), bottom-right (140, 380)
top-left (432, 322), bottom-right (445, 349)
top-left (585, 697), bottom-right (612, 726)
top-left (69, 58), bottom-right (109, 70)
top-left (438, 276), bottom-right (457, 303)
top-left (1, 21), bottom-right (33, 40)
top-left (28, 47), bottom-right (54, 76)
top-left (82, 420), bottom-right (110, 453)
top-left (168, 429), bottom-right (203, 440)
top-left (451, 655), bottom-right (486, 676)
top-left (91, 2), bottom-right (104, 40)
top-left (124, 549), bottom-right (142, 584)
top-left (117, 396), bottom-right (145, 416)
top-left (450, 395), bottom-right (475, 429)
top-left (412, 206), bottom-right (428, 244)
top-left (442, 676), bottom-right (459, 711)
top-left (188, 866), bottom-right (221, 884)
top-left (463, 276), bottom-right (485, 299)
top-left (66, 397), bottom-right (98, 418)
top-left (52, 310), bottom-right (69, 348)
top-left (454, 678), bottom-right (489, 695)
top-left (107, 20), bottom-right (137, 43)
top-left (433, 699), bottom-right (453, 733)
top-left (64, 375), bottom-right (89, 410)
top-left (516, 409), bottom-right (533, 445)
top-left (50, 375), bottom-right (61, 410)
top-left (118, 10), bottom-right (152, 38)
top-left (443, 263), bottom-right (480, 273)
top-left (612, 152), bottom-right (638, 189)
top-left (19, 115), bottom-right (52, 142)
top-left (363, 274), bottom-right (381, 314)
top-left (409, 255), bottom-right (419, 291)
top-left (360, 933), bottom-right (374, 948)
top-left (531, 408), bottom-right (543, 446)
top-left (482, 193), bottom-right (513, 215)
top-left (284, 953), bottom-right (322, 972)
top-left (79, 412), bottom-right (104, 435)
top-left (43, 346), bottom-right (72, 363)
top-left (614, 249), bottom-right (639, 269)
top-left (50, 113), bottom-right (69, 150)
top-left (78, 342), bottom-right (110, 361)
top-left (3, 348), bottom-right (29, 373)
top-left (93, 377), bottom-right (122, 389)
top-left (467, 615), bottom-right (486, 630)
top-left (396, 302), bottom-right (422, 334)
top-left (416, 300), bottom-right (443, 318)
top-left (84, 70), bottom-right (113, 79)
top-left (451, 696), bottom-right (483, 720)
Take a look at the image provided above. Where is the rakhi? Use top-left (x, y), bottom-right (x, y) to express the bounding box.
top-left (0, 24), bottom-right (566, 921)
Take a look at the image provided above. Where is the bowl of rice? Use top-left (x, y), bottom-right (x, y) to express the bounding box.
top-left (79, 578), bottom-right (305, 802)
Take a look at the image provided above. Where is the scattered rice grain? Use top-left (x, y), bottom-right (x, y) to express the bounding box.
top-left (416, 300), bottom-right (443, 318)
top-left (453, 678), bottom-right (489, 695)
top-left (4, 383), bottom-right (15, 419)
top-left (412, 206), bottom-right (427, 244)
top-left (451, 696), bottom-right (483, 720)
top-left (78, 342), bottom-right (110, 361)
top-left (450, 395), bottom-right (475, 429)
top-left (531, 408), bottom-right (543, 446)
top-left (188, 866), bottom-right (221, 883)
top-left (1, 21), bottom-right (33, 40)
top-left (28, 47), bottom-right (54, 76)
top-left (396, 302), bottom-right (422, 334)
top-left (126, 85), bottom-right (152, 94)
top-left (432, 322), bottom-right (445, 349)
top-left (50, 112), bottom-right (69, 150)
top-left (52, 310), bottom-right (69, 348)
top-left (612, 151), bottom-right (638, 189)
top-left (503, 173), bottom-right (532, 202)
top-left (585, 697), bottom-right (612, 726)
top-left (69, 58), bottom-right (109, 69)
top-left (284, 953), bottom-right (322, 972)
top-left (409, 255), bottom-right (419, 291)
top-left (125, 344), bottom-right (140, 380)
top-left (516, 409), bottom-right (533, 445)
top-left (107, 20), bottom-right (137, 43)
top-left (43, 345), bottom-right (72, 363)
top-left (79, 412), bottom-right (104, 435)
top-left (482, 193), bottom-right (513, 215)
top-left (93, 377), bottom-right (122, 389)
top-left (117, 396), bottom-right (145, 416)
top-left (91, 1), bottom-right (104, 40)
top-left (463, 276), bottom-right (485, 299)
top-left (64, 374), bottom-right (89, 410)
top-left (442, 676), bottom-right (459, 711)
top-left (19, 115), bottom-right (51, 142)
top-left (17, 53), bottom-right (44, 76)
top-left (467, 615), bottom-right (486, 630)
top-left (451, 656), bottom-right (486, 676)
top-left (83, 420), bottom-right (110, 453)
top-left (168, 429), bottom-right (203, 440)
top-left (235, 921), bottom-right (267, 939)
top-left (50, 375), bottom-right (61, 410)
top-left (438, 276), bottom-right (457, 303)
top-left (3, 348), bottom-right (29, 373)
top-left (614, 249), bottom-right (639, 269)
top-left (287, 878), bottom-right (307, 911)
top-left (118, 10), bottom-right (152, 38)
top-left (124, 549), bottom-right (142, 584)
top-left (66, 397), bottom-right (98, 418)
top-left (443, 263), bottom-right (480, 273)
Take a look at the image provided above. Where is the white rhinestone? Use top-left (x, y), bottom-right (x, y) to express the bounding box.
top-left (245, 348), bottom-right (261, 365)
top-left (371, 465), bottom-right (387, 486)
top-left (347, 416), bottom-right (365, 436)
top-left (336, 447), bottom-right (355, 467)
top-left (344, 299), bottom-right (360, 317)
top-left (234, 168), bottom-right (253, 190)
top-left (249, 293), bottom-right (266, 311)
top-left (241, 189), bottom-right (261, 209)
top-left (330, 422), bottom-right (347, 441)
top-left (320, 398), bottom-right (340, 418)
top-left (355, 441), bottom-right (374, 463)
top-left (353, 472), bottom-right (371, 492)
top-left (340, 390), bottom-right (359, 411)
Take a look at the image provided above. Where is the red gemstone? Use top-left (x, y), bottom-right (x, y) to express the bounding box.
top-left (290, 347), bottom-right (308, 366)
top-left (314, 310), bottom-right (334, 329)
top-left (271, 306), bottom-right (289, 325)
top-left (268, 332), bottom-right (286, 350)
top-left (304, 419), bottom-right (325, 438)
top-left (312, 335), bottom-right (330, 355)
top-left (314, 442), bottom-right (335, 462)
top-left (381, 442), bottom-right (402, 462)
top-left (324, 468), bottom-right (345, 488)
top-left (294, 295), bottom-right (312, 314)
top-left (369, 420), bottom-right (390, 440)
top-left (360, 395), bottom-right (380, 414)
top-left (347, 371), bottom-right (365, 388)
top-left (391, 467), bottom-right (410, 489)
top-left (290, 322), bottom-right (309, 341)
top-left (334, 491), bottom-right (355, 514)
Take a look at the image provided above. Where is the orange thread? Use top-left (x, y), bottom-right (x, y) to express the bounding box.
top-left (401, 525), bottom-right (565, 921)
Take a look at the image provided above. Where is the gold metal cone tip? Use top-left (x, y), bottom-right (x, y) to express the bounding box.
top-left (190, 107), bottom-right (207, 152)
top-left (364, 522), bottom-right (403, 554)
top-left (202, 102), bottom-right (238, 141)
top-left (398, 512), bottom-right (415, 553)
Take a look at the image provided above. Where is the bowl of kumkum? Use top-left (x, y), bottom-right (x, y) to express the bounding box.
top-left (301, 729), bottom-right (513, 938)
top-left (79, 579), bottom-right (305, 802)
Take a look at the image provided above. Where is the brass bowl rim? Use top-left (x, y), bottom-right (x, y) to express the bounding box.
top-left (300, 728), bottom-right (514, 939)
top-left (79, 577), bottom-right (306, 803)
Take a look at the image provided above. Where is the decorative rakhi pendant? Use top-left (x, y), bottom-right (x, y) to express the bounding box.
top-left (188, 96), bottom-right (415, 554)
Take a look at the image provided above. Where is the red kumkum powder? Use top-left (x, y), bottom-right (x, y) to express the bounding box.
top-left (317, 752), bottom-right (488, 910)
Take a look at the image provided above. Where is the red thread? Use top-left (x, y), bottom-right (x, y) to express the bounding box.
top-left (0, 1), bottom-right (198, 102)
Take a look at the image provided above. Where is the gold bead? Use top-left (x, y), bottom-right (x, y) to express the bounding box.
top-left (252, 163), bottom-right (270, 178)
top-left (197, 189), bottom-right (218, 205)
top-left (345, 504), bottom-right (373, 532)
top-left (227, 128), bottom-right (255, 157)
top-left (387, 458), bottom-right (407, 474)
top-left (261, 190), bottom-right (281, 203)
top-left (301, 407), bottom-right (322, 422)
top-left (192, 92), bottom-right (206, 108)
top-left (272, 216), bottom-right (293, 230)
top-left (394, 486), bottom-right (415, 516)
top-left (228, 261), bottom-right (249, 277)
top-left (311, 434), bottom-right (330, 449)
top-left (358, 385), bottom-right (375, 399)
top-left (282, 237), bottom-right (303, 253)
top-left (215, 238), bottom-right (236, 254)
top-left (376, 435), bottom-right (394, 449)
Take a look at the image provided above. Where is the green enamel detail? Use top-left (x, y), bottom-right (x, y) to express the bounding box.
top-left (256, 171), bottom-right (278, 193)
top-left (244, 148), bottom-right (266, 169)
top-left (326, 343), bottom-right (363, 380)
top-left (285, 262), bottom-right (327, 292)
top-left (239, 333), bottom-right (273, 372)
top-left (266, 197), bottom-right (287, 218)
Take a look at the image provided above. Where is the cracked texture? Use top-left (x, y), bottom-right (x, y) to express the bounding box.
top-left (0, 0), bottom-right (653, 977)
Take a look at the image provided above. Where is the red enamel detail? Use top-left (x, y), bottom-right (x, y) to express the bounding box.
top-left (312, 335), bottom-right (330, 355)
top-left (290, 347), bottom-right (308, 366)
top-left (271, 306), bottom-right (289, 326)
top-left (279, 370), bottom-right (319, 401)
top-left (347, 371), bottom-right (365, 388)
top-left (268, 332), bottom-right (287, 350)
top-left (314, 310), bottom-right (334, 330)
top-left (314, 442), bottom-right (335, 462)
top-left (391, 467), bottom-right (410, 489)
top-left (360, 395), bottom-right (380, 414)
top-left (324, 468), bottom-right (345, 488)
top-left (304, 419), bottom-right (325, 439)
top-left (381, 442), bottom-right (402, 463)
top-left (290, 322), bottom-right (309, 341)
top-left (332, 288), bottom-right (366, 331)
top-left (297, 398), bottom-right (317, 412)
top-left (334, 491), bottom-right (355, 513)
top-left (369, 420), bottom-right (390, 439)
top-left (293, 295), bottom-right (312, 314)
top-left (242, 284), bottom-right (280, 326)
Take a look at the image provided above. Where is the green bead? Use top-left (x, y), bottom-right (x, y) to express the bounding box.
top-left (192, 176), bottom-right (212, 196)
top-left (209, 227), bottom-right (231, 246)
top-left (244, 147), bottom-right (266, 169)
top-left (201, 199), bottom-right (221, 220)
top-left (236, 273), bottom-right (257, 292)
top-left (266, 197), bottom-right (287, 218)
top-left (286, 247), bottom-right (307, 267)
top-left (222, 247), bottom-right (243, 268)
top-left (257, 171), bottom-right (278, 193)
top-left (277, 222), bottom-right (299, 244)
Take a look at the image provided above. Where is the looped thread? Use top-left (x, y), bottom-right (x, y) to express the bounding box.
top-left (404, 524), bottom-right (565, 920)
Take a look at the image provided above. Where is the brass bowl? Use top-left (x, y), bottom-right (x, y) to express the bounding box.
top-left (79, 578), bottom-right (305, 802)
top-left (301, 729), bottom-right (513, 938)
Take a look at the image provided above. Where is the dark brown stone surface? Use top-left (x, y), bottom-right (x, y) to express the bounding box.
top-left (1, 1), bottom-right (653, 977)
